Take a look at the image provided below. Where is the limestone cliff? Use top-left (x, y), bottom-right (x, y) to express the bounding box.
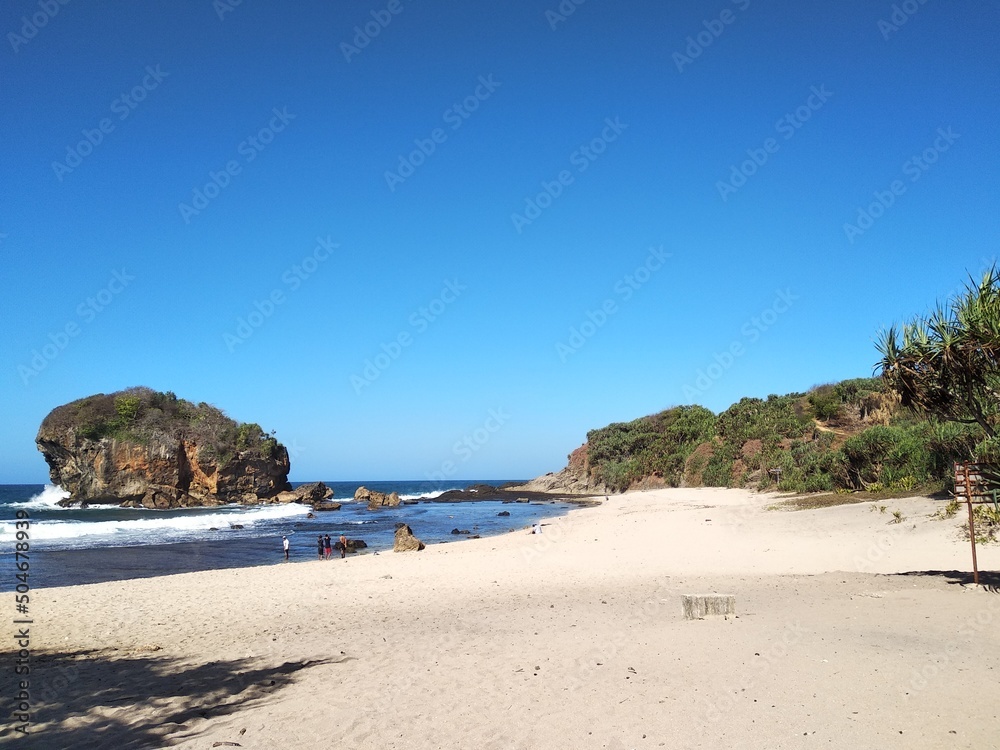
top-left (36, 388), bottom-right (292, 508)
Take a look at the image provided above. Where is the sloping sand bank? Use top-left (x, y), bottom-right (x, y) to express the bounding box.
top-left (4, 488), bottom-right (999, 749)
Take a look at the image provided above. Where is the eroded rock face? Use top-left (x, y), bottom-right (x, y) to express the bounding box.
top-left (355, 486), bottom-right (402, 509)
top-left (36, 390), bottom-right (292, 508)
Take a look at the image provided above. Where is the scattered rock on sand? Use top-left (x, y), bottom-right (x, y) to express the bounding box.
top-left (394, 524), bottom-right (425, 552)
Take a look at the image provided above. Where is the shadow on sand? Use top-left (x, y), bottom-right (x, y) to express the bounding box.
top-left (0, 648), bottom-right (334, 749)
top-left (895, 569), bottom-right (1000, 593)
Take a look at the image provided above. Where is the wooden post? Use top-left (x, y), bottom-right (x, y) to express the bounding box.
top-left (964, 462), bottom-right (980, 586)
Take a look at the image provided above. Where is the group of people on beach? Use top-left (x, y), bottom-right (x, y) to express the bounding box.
top-left (281, 533), bottom-right (347, 561)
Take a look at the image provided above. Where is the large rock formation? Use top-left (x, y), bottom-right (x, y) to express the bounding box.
top-left (355, 486), bottom-right (402, 509)
top-left (36, 388), bottom-right (292, 508)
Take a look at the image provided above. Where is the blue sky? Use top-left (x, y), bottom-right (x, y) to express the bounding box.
top-left (2, 0), bottom-right (998, 483)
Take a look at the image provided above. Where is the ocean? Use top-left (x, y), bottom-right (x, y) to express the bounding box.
top-left (0, 481), bottom-right (573, 590)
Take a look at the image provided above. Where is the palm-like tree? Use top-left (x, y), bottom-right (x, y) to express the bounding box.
top-left (876, 266), bottom-right (1000, 441)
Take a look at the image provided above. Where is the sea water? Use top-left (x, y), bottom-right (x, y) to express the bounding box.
top-left (0, 482), bottom-right (572, 590)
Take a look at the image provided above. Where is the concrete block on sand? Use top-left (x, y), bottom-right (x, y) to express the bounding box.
top-left (682, 594), bottom-right (735, 620)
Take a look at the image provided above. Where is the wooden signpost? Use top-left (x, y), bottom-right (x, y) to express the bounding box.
top-left (953, 461), bottom-right (996, 586)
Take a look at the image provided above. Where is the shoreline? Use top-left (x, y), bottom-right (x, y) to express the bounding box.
top-left (4, 487), bottom-right (998, 748)
top-left (5, 495), bottom-right (581, 592)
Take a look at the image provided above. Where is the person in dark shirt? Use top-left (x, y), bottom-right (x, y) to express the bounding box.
top-left (324, 534), bottom-right (333, 560)
top-left (317, 535), bottom-right (325, 560)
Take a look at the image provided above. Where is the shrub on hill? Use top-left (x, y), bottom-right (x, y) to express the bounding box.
top-left (578, 377), bottom-right (971, 495)
top-left (586, 405), bottom-right (716, 491)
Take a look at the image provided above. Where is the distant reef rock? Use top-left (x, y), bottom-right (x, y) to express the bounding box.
top-left (274, 482), bottom-right (335, 506)
top-left (355, 486), bottom-right (402, 509)
top-left (36, 387), bottom-right (292, 509)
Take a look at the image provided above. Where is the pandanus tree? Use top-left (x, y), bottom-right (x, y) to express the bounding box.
top-left (876, 266), bottom-right (1000, 461)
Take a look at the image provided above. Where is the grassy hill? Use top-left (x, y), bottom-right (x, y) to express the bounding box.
top-left (581, 378), bottom-right (979, 495)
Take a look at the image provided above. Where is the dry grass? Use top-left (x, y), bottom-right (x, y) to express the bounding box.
top-left (768, 493), bottom-right (874, 511)
top-left (769, 485), bottom-right (948, 511)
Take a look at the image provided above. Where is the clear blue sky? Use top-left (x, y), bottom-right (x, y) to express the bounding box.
top-left (2, 0), bottom-right (997, 483)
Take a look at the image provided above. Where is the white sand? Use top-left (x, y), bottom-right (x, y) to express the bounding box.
top-left (4, 488), bottom-right (1000, 749)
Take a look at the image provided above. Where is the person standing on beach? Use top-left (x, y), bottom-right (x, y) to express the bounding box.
top-left (282, 535), bottom-right (289, 560)
top-left (324, 534), bottom-right (332, 560)
top-left (339, 533), bottom-right (348, 559)
top-left (317, 535), bottom-right (325, 560)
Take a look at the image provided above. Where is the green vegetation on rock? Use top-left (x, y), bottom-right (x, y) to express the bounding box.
top-left (42, 386), bottom-right (282, 467)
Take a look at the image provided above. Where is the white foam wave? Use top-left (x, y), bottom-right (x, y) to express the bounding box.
top-left (11, 485), bottom-right (70, 509)
top-left (398, 488), bottom-right (461, 501)
top-left (0, 502), bottom-right (310, 543)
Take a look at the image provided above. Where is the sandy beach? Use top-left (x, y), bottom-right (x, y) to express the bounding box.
top-left (5, 487), bottom-right (1000, 749)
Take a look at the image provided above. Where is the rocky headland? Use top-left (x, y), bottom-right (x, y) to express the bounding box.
top-left (36, 387), bottom-right (297, 509)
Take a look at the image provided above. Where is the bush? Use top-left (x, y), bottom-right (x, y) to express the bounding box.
top-left (808, 385), bottom-right (842, 421)
top-left (587, 405), bottom-right (716, 490)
